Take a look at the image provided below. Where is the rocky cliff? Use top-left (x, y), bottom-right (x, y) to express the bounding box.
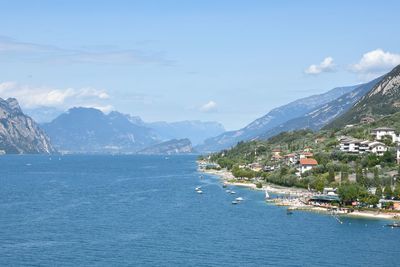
top-left (0, 98), bottom-right (55, 154)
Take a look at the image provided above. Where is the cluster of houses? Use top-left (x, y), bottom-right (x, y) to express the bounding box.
top-left (339, 127), bottom-right (400, 160)
top-left (238, 127), bottom-right (400, 179)
top-left (268, 147), bottom-right (319, 175)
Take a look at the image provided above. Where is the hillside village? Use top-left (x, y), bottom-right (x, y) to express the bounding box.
top-left (201, 117), bottom-right (400, 212)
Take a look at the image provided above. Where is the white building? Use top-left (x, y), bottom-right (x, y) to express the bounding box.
top-left (299, 158), bottom-right (318, 174)
top-left (339, 137), bottom-right (387, 155)
top-left (368, 141), bottom-right (388, 156)
top-left (371, 127), bottom-right (397, 143)
top-left (339, 137), bottom-right (361, 153)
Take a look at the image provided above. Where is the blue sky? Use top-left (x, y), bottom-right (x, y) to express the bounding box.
top-left (1, 0), bottom-right (400, 130)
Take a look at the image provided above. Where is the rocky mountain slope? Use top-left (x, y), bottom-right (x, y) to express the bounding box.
top-left (0, 98), bottom-right (55, 154)
top-left (138, 138), bottom-right (193, 155)
top-left (326, 65), bottom-right (400, 129)
top-left (258, 76), bottom-right (383, 139)
top-left (197, 84), bottom-right (358, 152)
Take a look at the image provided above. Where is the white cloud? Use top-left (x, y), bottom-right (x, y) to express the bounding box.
top-left (0, 81), bottom-right (112, 111)
top-left (304, 57), bottom-right (335, 75)
top-left (200, 100), bottom-right (217, 112)
top-left (350, 49), bottom-right (400, 74)
top-left (0, 36), bottom-right (173, 65)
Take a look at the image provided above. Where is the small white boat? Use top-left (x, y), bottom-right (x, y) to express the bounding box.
top-left (265, 190), bottom-right (270, 199)
top-left (197, 190), bottom-right (203, 194)
top-left (231, 200), bottom-right (239, 205)
top-left (235, 197), bottom-right (244, 201)
top-left (230, 191), bottom-right (236, 194)
top-left (226, 190), bottom-right (231, 193)
top-left (195, 186), bottom-right (202, 191)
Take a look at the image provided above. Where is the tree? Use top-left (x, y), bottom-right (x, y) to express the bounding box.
top-left (328, 168), bottom-right (335, 184)
top-left (381, 151), bottom-right (395, 165)
top-left (338, 183), bottom-right (368, 205)
top-left (384, 184), bottom-right (393, 199)
top-left (375, 185), bottom-right (383, 199)
top-left (394, 183), bottom-right (400, 200)
top-left (340, 164), bottom-right (349, 183)
top-left (355, 165), bottom-right (366, 187)
top-left (373, 168), bottom-right (381, 187)
top-left (311, 175), bottom-right (327, 193)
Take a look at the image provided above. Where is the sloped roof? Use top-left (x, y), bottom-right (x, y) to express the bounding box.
top-left (300, 158), bottom-right (318, 166)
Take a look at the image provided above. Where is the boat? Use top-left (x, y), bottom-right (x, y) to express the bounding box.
top-left (222, 184), bottom-right (227, 188)
top-left (196, 190), bottom-right (203, 194)
top-left (226, 190), bottom-right (231, 193)
top-left (231, 200), bottom-right (239, 205)
top-left (195, 186), bottom-right (202, 191)
top-left (287, 209), bottom-right (293, 215)
top-left (230, 191), bottom-right (236, 194)
top-left (265, 190), bottom-right (270, 199)
top-left (387, 223), bottom-right (400, 228)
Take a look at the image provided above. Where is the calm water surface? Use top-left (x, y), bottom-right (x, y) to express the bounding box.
top-left (0, 155), bottom-right (399, 266)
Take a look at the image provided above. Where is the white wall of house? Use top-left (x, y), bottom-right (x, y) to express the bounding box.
top-left (373, 130), bottom-right (397, 142)
top-left (370, 144), bottom-right (387, 155)
top-left (301, 165), bottom-right (314, 173)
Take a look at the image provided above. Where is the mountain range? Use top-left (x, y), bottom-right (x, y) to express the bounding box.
top-left (41, 107), bottom-right (225, 154)
top-left (196, 72), bottom-right (392, 152)
top-left (196, 84), bottom-right (359, 152)
top-left (2, 65), bottom-right (399, 155)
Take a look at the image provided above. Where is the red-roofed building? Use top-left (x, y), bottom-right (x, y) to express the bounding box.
top-left (299, 158), bottom-right (318, 174)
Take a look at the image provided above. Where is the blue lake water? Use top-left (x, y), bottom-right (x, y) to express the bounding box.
top-left (0, 155), bottom-right (399, 266)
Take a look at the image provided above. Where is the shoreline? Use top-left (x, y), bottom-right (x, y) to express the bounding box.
top-left (199, 166), bottom-right (400, 221)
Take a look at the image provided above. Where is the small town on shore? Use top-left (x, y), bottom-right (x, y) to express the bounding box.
top-left (198, 123), bottom-right (400, 221)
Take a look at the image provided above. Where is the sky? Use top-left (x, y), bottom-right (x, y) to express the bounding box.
top-left (1, 0), bottom-right (400, 130)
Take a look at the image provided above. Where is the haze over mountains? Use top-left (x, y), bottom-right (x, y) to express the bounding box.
top-left (196, 72), bottom-right (390, 152)
top-left (41, 107), bottom-right (224, 154)
top-left (1, 65), bottom-right (399, 155)
top-left (196, 84), bottom-right (358, 152)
